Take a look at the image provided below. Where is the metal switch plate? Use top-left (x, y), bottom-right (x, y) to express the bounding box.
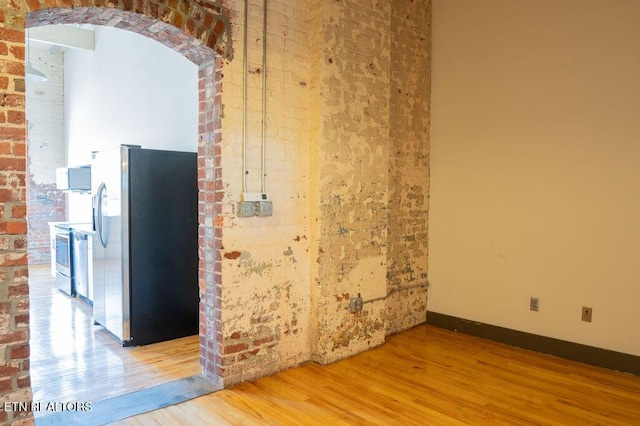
top-left (238, 201), bottom-right (257, 217)
top-left (349, 295), bottom-right (363, 313)
top-left (256, 201), bottom-right (273, 216)
top-left (530, 297), bottom-right (539, 311)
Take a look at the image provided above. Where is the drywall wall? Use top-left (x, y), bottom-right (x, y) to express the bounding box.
top-left (64, 25), bottom-right (198, 222)
top-left (64, 25), bottom-right (198, 163)
top-left (430, 0), bottom-right (640, 356)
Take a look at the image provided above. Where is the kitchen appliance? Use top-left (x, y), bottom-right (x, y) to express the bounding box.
top-left (54, 225), bottom-right (74, 296)
top-left (72, 231), bottom-right (89, 302)
top-left (92, 145), bottom-right (199, 347)
top-left (56, 166), bottom-right (91, 191)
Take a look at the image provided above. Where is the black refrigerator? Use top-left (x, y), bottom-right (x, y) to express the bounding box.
top-left (92, 145), bottom-right (199, 346)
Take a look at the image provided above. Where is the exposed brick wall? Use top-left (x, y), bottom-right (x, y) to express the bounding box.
top-left (313, 0), bottom-right (393, 363)
top-left (212, 0), bottom-right (316, 385)
top-left (1, 0), bottom-right (432, 416)
top-left (2, 3), bottom-right (227, 423)
top-left (386, 1), bottom-right (431, 334)
top-left (197, 58), bottom-right (224, 387)
top-left (0, 19), bottom-right (33, 426)
top-left (25, 183), bottom-right (64, 265)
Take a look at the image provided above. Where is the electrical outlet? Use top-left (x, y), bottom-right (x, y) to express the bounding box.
top-left (582, 306), bottom-right (593, 322)
top-left (349, 294), bottom-right (363, 313)
top-left (530, 297), bottom-right (539, 311)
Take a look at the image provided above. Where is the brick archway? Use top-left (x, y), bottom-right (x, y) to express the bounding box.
top-left (1, 4), bottom-right (228, 423)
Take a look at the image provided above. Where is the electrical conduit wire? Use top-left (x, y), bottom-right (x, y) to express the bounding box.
top-left (261, 0), bottom-right (268, 194)
top-left (242, 0), bottom-right (249, 194)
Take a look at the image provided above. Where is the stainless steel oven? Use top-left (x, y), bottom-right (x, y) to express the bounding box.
top-left (55, 225), bottom-right (74, 295)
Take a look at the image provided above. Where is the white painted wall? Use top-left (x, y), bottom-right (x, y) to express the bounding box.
top-left (26, 46), bottom-right (65, 185)
top-left (430, 0), bottom-right (640, 356)
top-left (64, 25), bottom-right (198, 221)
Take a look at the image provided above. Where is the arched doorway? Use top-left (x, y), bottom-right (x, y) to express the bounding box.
top-left (0, 5), bottom-right (229, 423)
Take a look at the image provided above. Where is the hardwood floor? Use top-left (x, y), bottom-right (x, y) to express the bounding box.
top-left (29, 266), bottom-right (640, 424)
top-left (29, 265), bottom-right (200, 416)
top-left (113, 324), bottom-right (640, 425)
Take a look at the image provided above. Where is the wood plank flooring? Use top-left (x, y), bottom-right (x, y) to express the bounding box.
top-left (113, 324), bottom-right (640, 425)
top-left (29, 265), bottom-right (640, 424)
top-left (29, 266), bottom-right (200, 415)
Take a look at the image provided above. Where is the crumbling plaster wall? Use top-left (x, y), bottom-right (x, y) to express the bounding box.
top-left (218, 0), bottom-right (431, 380)
top-left (217, 0), bottom-right (315, 384)
top-left (313, 0), bottom-right (392, 363)
top-left (386, 1), bottom-right (431, 335)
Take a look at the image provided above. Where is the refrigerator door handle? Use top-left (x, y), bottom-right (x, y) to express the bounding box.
top-left (96, 182), bottom-right (107, 248)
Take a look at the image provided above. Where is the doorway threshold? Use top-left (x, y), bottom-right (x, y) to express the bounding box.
top-left (35, 374), bottom-right (221, 426)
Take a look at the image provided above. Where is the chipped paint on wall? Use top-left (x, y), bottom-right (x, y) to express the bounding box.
top-left (386, 0), bottom-right (431, 335)
top-left (312, 0), bottom-right (392, 364)
top-left (217, 0), bottom-right (430, 384)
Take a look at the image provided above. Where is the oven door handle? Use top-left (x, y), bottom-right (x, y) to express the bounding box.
top-left (95, 182), bottom-right (107, 248)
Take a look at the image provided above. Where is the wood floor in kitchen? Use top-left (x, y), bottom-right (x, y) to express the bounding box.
top-left (28, 265), bottom-right (200, 415)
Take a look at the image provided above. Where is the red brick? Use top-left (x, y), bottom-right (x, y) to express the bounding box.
top-left (4, 94), bottom-right (25, 108)
top-left (6, 220), bottom-right (27, 234)
top-left (0, 378), bottom-right (12, 393)
top-left (7, 110), bottom-right (25, 125)
top-left (223, 343), bottom-right (248, 355)
top-left (8, 283), bottom-right (28, 297)
top-left (0, 330), bottom-right (27, 344)
top-left (16, 298), bottom-right (28, 311)
top-left (15, 314), bottom-right (28, 327)
top-left (0, 158), bottom-right (25, 171)
top-left (14, 237), bottom-right (27, 250)
top-left (12, 141), bottom-right (25, 156)
top-left (9, 45), bottom-right (24, 61)
top-left (5, 60), bottom-right (24, 75)
top-left (13, 267), bottom-right (28, 282)
top-left (1, 254), bottom-right (28, 267)
top-left (0, 42), bottom-right (7, 56)
top-left (11, 205), bottom-right (26, 219)
top-left (25, 0), bottom-right (41, 11)
top-left (0, 29), bottom-right (22, 43)
top-left (0, 142), bottom-right (10, 155)
top-left (0, 364), bottom-right (19, 376)
top-left (0, 76), bottom-right (7, 90)
top-left (253, 336), bottom-right (274, 347)
top-left (0, 126), bottom-right (25, 141)
top-left (16, 374), bottom-right (29, 388)
top-left (10, 343), bottom-right (29, 359)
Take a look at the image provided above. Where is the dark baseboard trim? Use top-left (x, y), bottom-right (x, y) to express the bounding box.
top-left (426, 311), bottom-right (639, 376)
